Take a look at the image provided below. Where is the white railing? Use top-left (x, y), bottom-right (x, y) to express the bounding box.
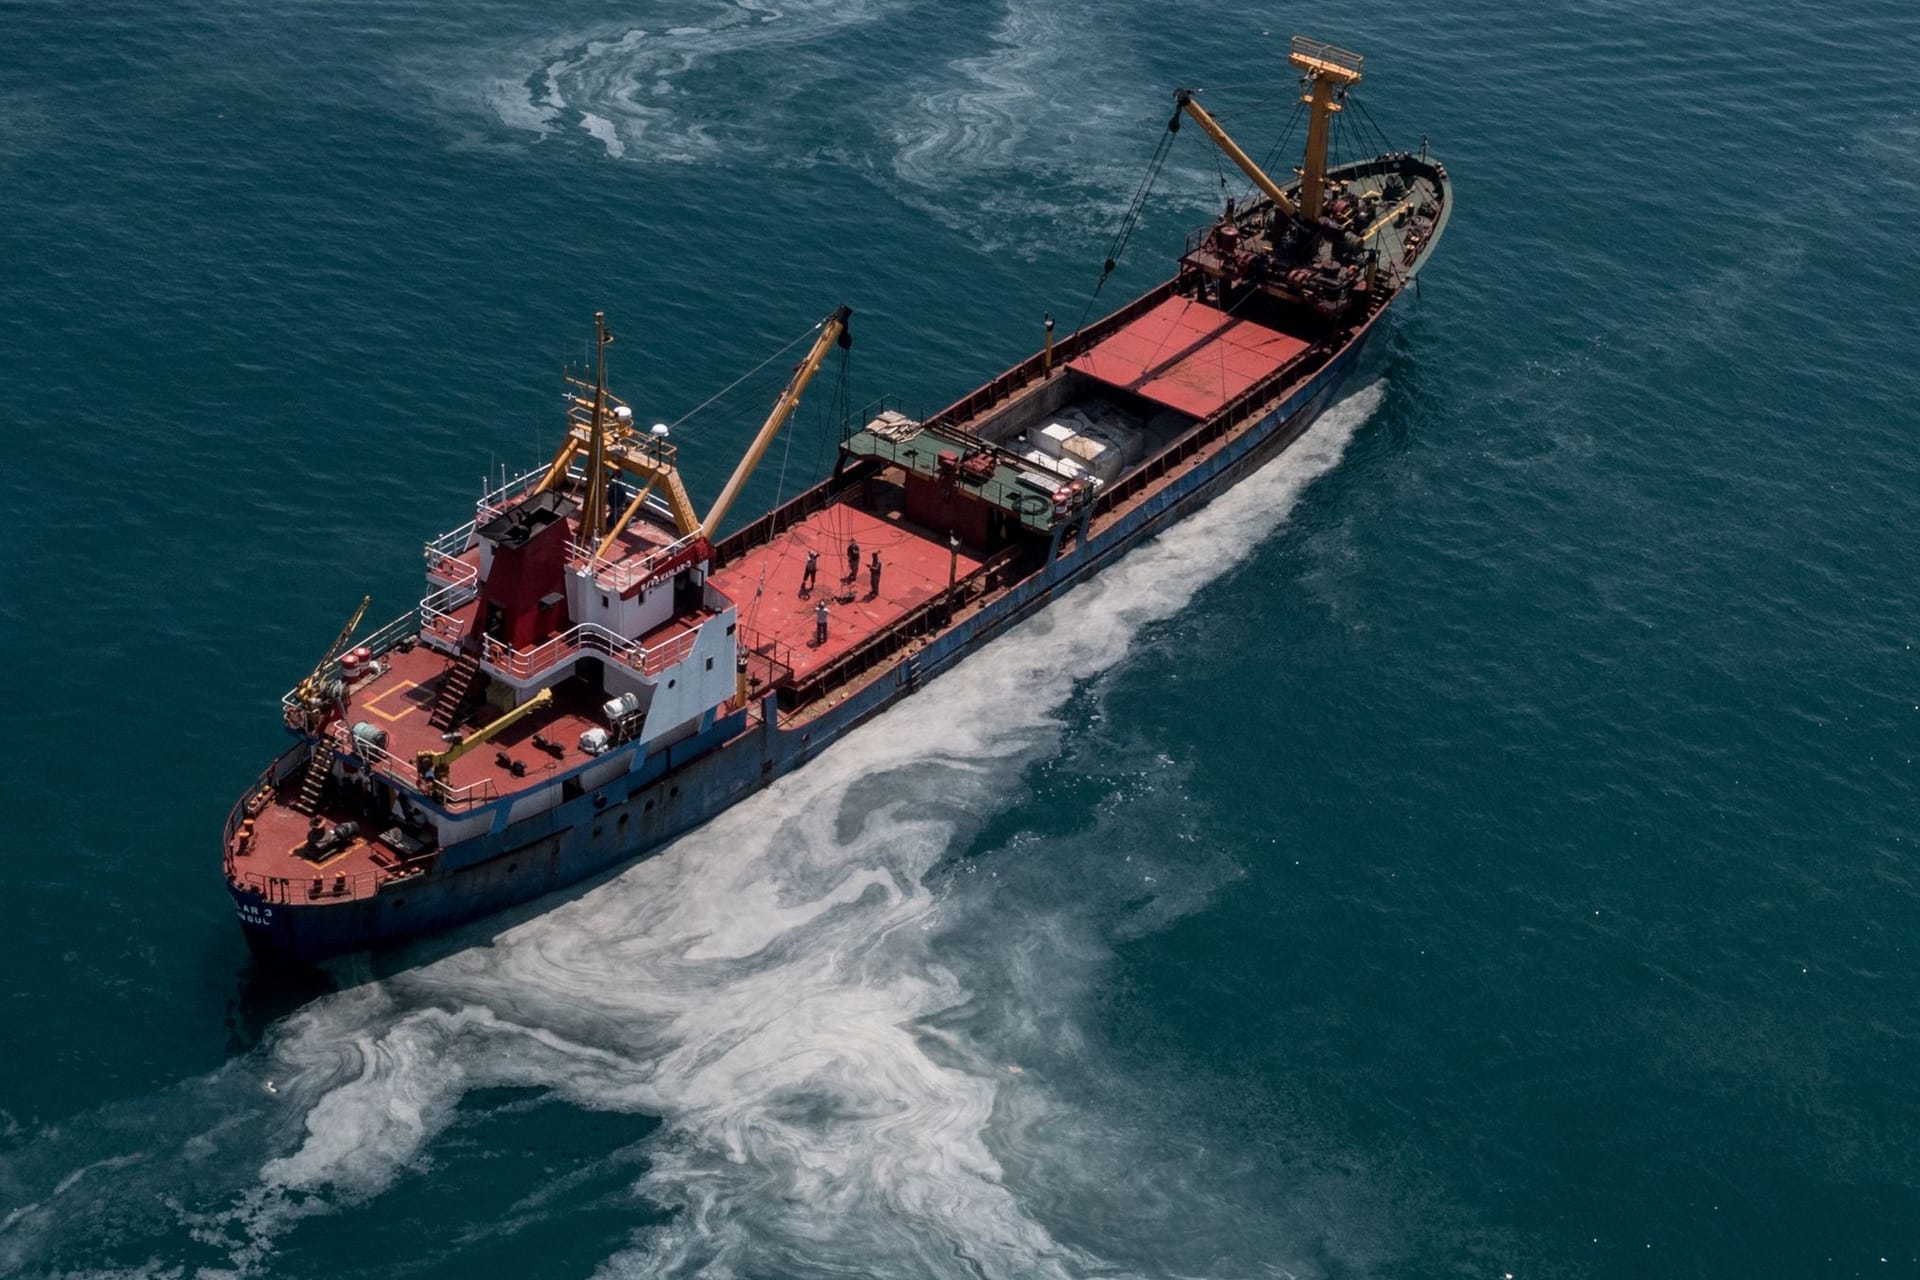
top-left (478, 618), bottom-right (702, 682)
top-left (569, 527), bottom-right (701, 594)
top-left (423, 520), bottom-right (478, 579)
top-left (330, 717), bottom-right (408, 775)
top-left (280, 607), bottom-right (423, 717)
top-left (420, 580), bottom-right (479, 649)
top-left (327, 718), bottom-right (543, 811)
top-left (474, 466), bottom-right (549, 525)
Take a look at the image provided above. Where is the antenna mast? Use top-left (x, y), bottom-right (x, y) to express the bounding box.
top-left (579, 312), bottom-right (614, 546)
top-left (1289, 37), bottom-right (1364, 221)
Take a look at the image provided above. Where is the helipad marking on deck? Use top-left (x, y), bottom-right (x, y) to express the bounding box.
top-left (363, 679), bottom-right (423, 722)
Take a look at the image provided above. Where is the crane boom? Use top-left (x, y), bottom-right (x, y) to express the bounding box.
top-left (415, 688), bottom-right (555, 778)
top-left (293, 594), bottom-right (371, 709)
top-left (1172, 90), bottom-right (1299, 221)
top-left (698, 306), bottom-right (852, 541)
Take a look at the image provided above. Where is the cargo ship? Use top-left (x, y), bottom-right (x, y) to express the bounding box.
top-left (223, 39), bottom-right (1450, 964)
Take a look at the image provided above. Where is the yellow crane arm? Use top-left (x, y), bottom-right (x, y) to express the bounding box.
top-left (698, 306), bottom-right (852, 541)
top-left (1172, 90), bottom-right (1299, 221)
top-left (295, 594), bottom-right (371, 706)
top-left (415, 688), bottom-right (554, 775)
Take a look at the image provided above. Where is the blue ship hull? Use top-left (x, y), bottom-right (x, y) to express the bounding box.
top-left (228, 321), bottom-right (1379, 966)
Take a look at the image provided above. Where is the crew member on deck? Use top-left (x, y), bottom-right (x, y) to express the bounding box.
top-left (814, 599), bottom-right (830, 646)
top-left (868, 551), bottom-right (882, 599)
top-left (845, 537), bottom-right (861, 584)
top-left (801, 549), bottom-right (819, 594)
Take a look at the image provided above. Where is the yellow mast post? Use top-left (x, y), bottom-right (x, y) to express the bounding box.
top-left (578, 312), bottom-right (615, 546)
top-left (1289, 37), bottom-right (1364, 221)
top-left (698, 305), bottom-right (852, 542)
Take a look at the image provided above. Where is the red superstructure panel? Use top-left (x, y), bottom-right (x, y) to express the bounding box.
top-left (1067, 296), bottom-right (1309, 418)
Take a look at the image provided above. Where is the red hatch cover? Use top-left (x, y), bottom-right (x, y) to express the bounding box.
top-left (1068, 296), bottom-right (1309, 419)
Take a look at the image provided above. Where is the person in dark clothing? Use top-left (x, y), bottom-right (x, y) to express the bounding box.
top-left (814, 599), bottom-right (830, 646)
top-left (845, 538), bottom-right (861, 584)
top-left (867, 551), bottom-right (882, 598)
top-left (801, 549), bottom-right (818, 594)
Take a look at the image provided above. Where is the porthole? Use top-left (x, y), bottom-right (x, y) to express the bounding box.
top-left (508, 863), bottom-right (518, 873)
top-left (669, 786), bottom-right (680, 799)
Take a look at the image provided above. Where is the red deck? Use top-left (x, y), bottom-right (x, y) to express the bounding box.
top-left (1067, 296), bottom-right (1308, 418)
top-left (234, 642), bottom-right (607, 901)
top-left (707, 500), bottom-right (981, 682)
top-left (345, 643), bottom-right (601, 795)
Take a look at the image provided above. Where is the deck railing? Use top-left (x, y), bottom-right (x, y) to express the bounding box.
top-left (229, 851), bottom-right (444, 903)
top-left (737, 624), bottom-right (798, 692)
top-left (476, 618), bottom-right (702, 683)
top-left (279, 606), bottom-right (424, 719)
top-left (474, 466), bottom-right (549, 524)
top-left (323, 718), bottom-right (534, 810)
top-left (230, 865), bottom-right (387, 904)
top-left (423, 520), bottom-right (478, 579)
top-left (568, 528), bottom-right (701, 594)
top-left (420, 578), bottom-right (479, 649)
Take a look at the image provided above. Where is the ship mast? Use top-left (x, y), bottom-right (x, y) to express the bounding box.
top-left (1290, 37), bottom-right (1364, 222)
top-left (1172, 36), bottom-right (1364, 228)
top-left (579, 311), bottom-right (614, 548)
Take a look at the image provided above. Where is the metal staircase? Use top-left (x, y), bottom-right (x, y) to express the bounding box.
top-left (429, 654), bottom-right (481, 732)
top-left (291, 746), bottom-right (333, 815)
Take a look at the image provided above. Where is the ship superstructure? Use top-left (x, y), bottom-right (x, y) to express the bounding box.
top-left (224, 39), bottom-right (1450, 962)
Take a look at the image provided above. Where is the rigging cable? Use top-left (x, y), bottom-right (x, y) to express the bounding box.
top-left (1074, 105), bottom-right (1182, 333)
top-left (665, 320), bottom-right (823, 434)
top-left (1255, 96), bottom-right (1307, 204)
top-left (1351, 96), bottom-right (1398, 158)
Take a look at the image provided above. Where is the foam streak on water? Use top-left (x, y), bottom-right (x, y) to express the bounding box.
top-left (4, 387), bottom-right (1378, 1280)
top-left (444, 0), bottom-right (891, 163)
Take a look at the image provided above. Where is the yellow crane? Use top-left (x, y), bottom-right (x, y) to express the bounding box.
top-left (1172, 89), bottom-right (1299, 221)
top-left (291, 594), bottom-right (370, 716)
top-left (699, 305), bottom-right (852, 541)
top-left (526, 305), bottom-right (850, 562)
top-left (415, 688), bottom-right (554, 786)
top-left (1173, 36), bottom-right (1365, 225)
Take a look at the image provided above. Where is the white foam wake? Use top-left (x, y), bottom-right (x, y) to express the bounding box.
top-left (429, 0), bottom-right (1221, 249)
top-left (7, 385), bottom-right (1382, 1279)
top-left (437, 0), bottom-right (892, 163)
